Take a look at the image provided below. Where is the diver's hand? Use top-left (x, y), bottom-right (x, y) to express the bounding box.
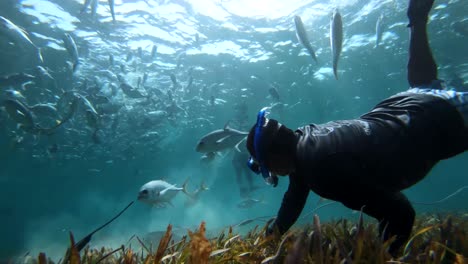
top-left (265, 218), bottom-right (280, 238)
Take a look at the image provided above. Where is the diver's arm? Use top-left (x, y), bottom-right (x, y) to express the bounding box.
top-left (270, 174), bottom-right (309, 235)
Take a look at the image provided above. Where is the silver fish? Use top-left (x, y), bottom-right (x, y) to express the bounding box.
top-left (0, 16), bottom-right (43, 63)
top-left (138, 180), bottom-right (189, 207)
top-left (63, 33), bottom-right (79, 72)
top-left (3, 99), bottom-right (35, 128)
top-left (294, 15), bottom-right (317, 63)
top-left (330, 10), bottom-right (343, 80)
top-left (195, 123), bottom-right (248, 153)
top-left (375, 14), bottom-right (383, 48)
top-left (237, 197), bottom-right (263, 209)
top-left (120, 83), bottom-right (147, 98)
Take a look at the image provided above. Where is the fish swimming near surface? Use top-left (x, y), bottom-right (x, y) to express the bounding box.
top-left (294, 15), bottom-right (317, 63)
top-left (151, 45), bottom-right (157, 59)
top-left (63, 33), bottom-right (80, 72)
top-left (90, 0), bottom-right (98, 20)
top-left (330, 9), bottom-right (343, 80)
top-left (0, 16), bottom-right (43, 63)
top-left (195, 123), bottom-right (248, 153)
top-left (80, 0), bottom-right (92, 14)
top-left (137, 179), bottom-right (190, 207)
top-left (375, 14), bottom-right (384, 48)
top-left (120, 83), bottom-right (147, 98)
top-left (108, 0), bottom-right (115, 22)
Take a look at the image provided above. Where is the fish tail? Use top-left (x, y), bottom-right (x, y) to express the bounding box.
top-left (181, 178), bottom-right (194, 198)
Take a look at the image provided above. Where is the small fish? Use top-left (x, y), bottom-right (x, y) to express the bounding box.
top-left (195, 123), bottom-right (248, 153)
top-left (63, 33), bottom-right (80, 72)
top-left (138, 179), bottom-right (189, 207)
top-left (126, 51), bottom-right (133, 62)
top-left (29, 103), bottom-right (57, 116)
top-left (109, 54), bottom-right (114, 66)
top-left (170, 73), bottom-right (179, 90)
top-left (142, 73), bottom-right (148, 86)
top-left (108, 0), bottom-right (115, 22)
top-left (151, 45), bottom-right (157, 59)
top-left (0, 73), bottom-right (35, 88)
top-left (185, 181), bottom-right (209, 207)
top-left (237, 197), bottom-right (264, 209)
top-left (137, 47), bottom-right (143, 59)
top-left (375, 14), bottom-right (384, 48)
top-left (80, 0), bottom-right (92, 14)
top-left (0, 16), bottom-right (43, 63)
top-left (330, 9), bottom-right (343, 80)
top-left (90, 0), bottom-right (98, 20)
top-left (120, 83), bottom-right (147, 98)
top-left (294, 15), bottom-right (317, 63)
top-left (35, 66), bottom-right (58, 91)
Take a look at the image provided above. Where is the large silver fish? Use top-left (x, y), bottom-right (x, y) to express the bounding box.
top-left (137, 180), bottom-right (189, 207)
top-left (0, 16), bottom-right (43, 63)
top-left (195, 123), bottom-right (248, 153)
top-left (294, 15), bottom-right (317, 63)
top-left (330, 10), bottom-right (343, 80)
top-left (63, 33), bottom-right (79, 72)
top-left (375, 14), bottom-right (383, 48)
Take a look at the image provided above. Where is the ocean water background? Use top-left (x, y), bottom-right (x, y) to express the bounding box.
top-left (0, 0), bottom-right (466, 261)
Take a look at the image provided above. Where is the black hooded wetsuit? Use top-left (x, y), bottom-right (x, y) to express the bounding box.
top-left (273, 90), bottom-right (467, 253)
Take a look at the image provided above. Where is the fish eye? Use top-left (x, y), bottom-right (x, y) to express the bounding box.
top-left (141, 189), bottom-right (148, 194)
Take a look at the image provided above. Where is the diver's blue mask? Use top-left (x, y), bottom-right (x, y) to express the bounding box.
top-left (247, 107), bottom-right (279, 187)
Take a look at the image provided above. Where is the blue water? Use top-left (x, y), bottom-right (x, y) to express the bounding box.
top-left (0, 0), bottom-right (467, 261)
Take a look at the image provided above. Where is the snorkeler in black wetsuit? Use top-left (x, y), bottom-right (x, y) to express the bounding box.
top-left (245, 0), bottom-right (468, 256)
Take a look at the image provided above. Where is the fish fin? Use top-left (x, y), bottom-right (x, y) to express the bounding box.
top-left (215, 135), bottom-right (231, 144)
top-left (181, 178), bottom-right (194, 198)
top-left (234, 137), bottom-right (247, 152)
top-left (234, 143), bottom-right (241, 153)
top-left (223, 120), bottom-right (231, 131)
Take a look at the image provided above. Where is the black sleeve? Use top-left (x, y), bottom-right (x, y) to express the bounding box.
top-left (273, 175), bottom-right (309, 234)
top-left (341, 190), bottom-right (415, 255)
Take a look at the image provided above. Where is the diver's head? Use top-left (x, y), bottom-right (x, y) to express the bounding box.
top-left (246, 107), bottom-right (297, 187)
